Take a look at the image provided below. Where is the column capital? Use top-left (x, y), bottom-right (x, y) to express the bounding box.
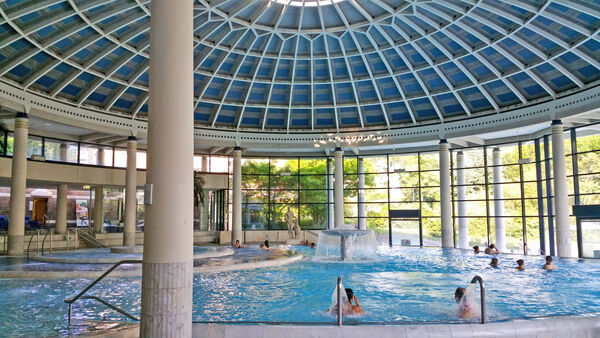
top-left (334, 147), bottom-right (343, 153)
top-left (15, 112), bottom-right (28, 119)
top-left (439, 139), bottom-right (448, 144)
top-left (551, 119), bottom-right (562, 126)
top-left (233, 146), bottom-right (241, 152)
top-left (127, 135), bottom-right (137, 141)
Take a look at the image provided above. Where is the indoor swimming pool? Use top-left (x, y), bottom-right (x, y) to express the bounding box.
top-left (1, 246), bottom-right (599, 336)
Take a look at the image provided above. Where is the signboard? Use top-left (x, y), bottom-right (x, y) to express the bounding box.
top-left (76, 199), bottom-right (89, 227)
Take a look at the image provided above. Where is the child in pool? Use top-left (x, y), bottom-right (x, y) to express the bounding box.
top-left (455, 287), bottom-right (477, 319)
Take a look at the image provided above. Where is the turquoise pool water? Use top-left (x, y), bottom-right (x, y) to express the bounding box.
top-left (1, 246), bottom-right (600, 336)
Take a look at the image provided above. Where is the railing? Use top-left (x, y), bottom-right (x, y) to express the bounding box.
top-left (337, 276), bottom-right (343, 326)
top-left (66, 228), bottom-right (78, 251)
top-left (40, 229), bottom-right (54, 256)
top-left (26, 229), bottom-right (53, 259)
top-left (471, 275), bottom-right (486, 324)
top-left (77, 226), bottom-right (109, 248)
top-left (64, 259), bottom-right (142, 325)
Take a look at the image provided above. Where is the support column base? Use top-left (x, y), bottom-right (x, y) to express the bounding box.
top-left (140, 261), bottom-right (193, 337)
top-left (123, 231), bottom-right (136, 247)
top-left (7, 235), bottom-right (25, 256)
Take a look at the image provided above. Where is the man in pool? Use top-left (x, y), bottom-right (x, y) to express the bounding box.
top-left (264, 240), bottom-right (270, 249)
top-left (543, 256), bottom-right (557, 270)
top-left (490, 257), bottom-right (499, 268)
top-left (233, 240), bottom-right (246, 248)
top-left (473, 246), bottom-right (480, 254)
top-left (310, 243), bottom-right (316, 249)
top-left (454, 287), bottom-right (477, 319)
top-left (516, 259), bottom-right (525, 271)
top-left (259, 243), bottom-right (268, 250)
top-left (485, 244), bottom-right (499, 254)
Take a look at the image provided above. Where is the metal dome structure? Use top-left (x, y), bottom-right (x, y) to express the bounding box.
top-left (0, 0), bottom-right (599, 136)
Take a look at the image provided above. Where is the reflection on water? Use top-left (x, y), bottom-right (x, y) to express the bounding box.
top-left (0, 246), bottom-right (600, 336)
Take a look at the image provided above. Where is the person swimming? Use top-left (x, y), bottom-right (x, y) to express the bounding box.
top-left (259, 243), bottom-right (268, 250)
top-left (516, 259), bottom-right (525, 271)
top-left (232, 240), bottom-right (246, 248)
top-left (473, 246), bottom-right (480, 254)
top-left (485, 244), bottom-right (499, 254)
top-left (264, 240), bottom-right (270, 249)
top-left (490, 257), bottom-right (499, 268)
top-left (454, 287), bottom-right (477, 319)
top-left (310, 243), bottom-right (316, 249)
top-left (543, 256), bottom-right (557, 270)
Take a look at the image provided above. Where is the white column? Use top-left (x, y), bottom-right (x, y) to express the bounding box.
top-left (140, 0), bottom-right (194, 335)
top-left (97, 147), bottom-right (105, 166)
top-left (199, 156), bottom-right (210, 231)
top-left (456, 151), bottom-right (469, 249)
top-left (334, 148), bottom-right (344, 228)
top-left (123, 136), bottom-right (137, 247)
top-left (357, 157), bottom-right (366, 230)
top-left (232, 147), bottom-right (242, 244)
top-left (59, 143), bottom-right (68, 162)
top-left (327, 158), bottom-right (334, 229)
top-left (202, 155), bottom-right (209, 172)
top-left (7, 112), bottom-right (28, 255)
top-left (439, 140), bottom-right (453, 247)
top-left (93, 186), bottom-right (104, 233)
top-left (492, 148), bottom-right (506, 252)
top-left (56, 184), bottom-right (68, 235)
top-left (552, 120), bottom-right (572, 257)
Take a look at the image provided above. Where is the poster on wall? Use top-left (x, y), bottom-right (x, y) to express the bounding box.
top-left (76, 199), bottom-right (89, 227)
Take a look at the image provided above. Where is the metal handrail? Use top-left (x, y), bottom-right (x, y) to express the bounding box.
top-left (77, 296), bottom-right (139, 321)
top-left (64, 259), bottom-right (142, 325)
top-left (337, 276), bottom-right (343, 326)
top-left (470, 275), bottom-right (486, 324)
top-left (40, 229), bottom-right (53, 256)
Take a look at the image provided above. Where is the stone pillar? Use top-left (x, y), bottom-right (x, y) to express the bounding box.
top-left (439, 139), bottom-right (453, 247)
top-left (334, 148), bottom-right (344, 228)
top-left (123, 136), bottom-right (137, 247)
top-left (232, 147), bottom-right (242, 244)
top-left (7, 112), bottom-right (28, 255)
top-left (456, 152), bottom-right (468, 249)
top-left (141, 0), bottom-right (194, 335)
top-left (97, 146), bottom-right (105, 166)
top-left (327, 158), bottom-right (334, 229)
top-left (59, 143), bottom-right (68, 162)
top-left (492, 148), bottom-right (506, 252)
top-left (93, 186), bottom-right (104, 233)
top-left (55, 184), bottom-right (68, 235)
top-left (357, 157), bottom-right (366, 230)
top-left (552, 120), bottom-right (572, 257)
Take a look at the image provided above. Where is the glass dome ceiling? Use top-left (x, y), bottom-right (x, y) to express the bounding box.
top-left (0, 0), bottom-right (599, 133)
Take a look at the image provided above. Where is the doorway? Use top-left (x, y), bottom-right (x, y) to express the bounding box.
top-left (32, 198), bottom-right (48, 226)
top-left (388, 209), bottom-right (421, 247)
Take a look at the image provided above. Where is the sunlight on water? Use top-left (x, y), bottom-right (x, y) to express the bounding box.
top-left (1, 246), bottom-right (600, 335)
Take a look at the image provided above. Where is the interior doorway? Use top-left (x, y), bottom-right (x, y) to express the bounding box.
top-left (32, 198), bottom-right (48, 226)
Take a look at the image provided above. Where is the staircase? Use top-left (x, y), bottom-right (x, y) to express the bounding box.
top-left (78, 227), bottom-right (109, 248)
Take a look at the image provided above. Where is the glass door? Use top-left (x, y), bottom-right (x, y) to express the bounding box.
top-left (581, 220), bottom-right (600, 258)
top-left (390, 219), bottom-right (420, 246)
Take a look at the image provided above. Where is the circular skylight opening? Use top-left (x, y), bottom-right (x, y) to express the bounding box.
top-left (270, 0), bottom-right (345, 7)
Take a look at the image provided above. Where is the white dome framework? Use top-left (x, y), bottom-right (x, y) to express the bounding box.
top-left (0, 0), bottom-right (598, 134)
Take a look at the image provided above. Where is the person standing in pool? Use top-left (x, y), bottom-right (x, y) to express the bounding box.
top-left (345, 288), bottom-right (365, 315)
top-left (454, 287), bottom-right (477, 319)
top-left (485, 244), bottom-right (499, 254)
top-left (543, 256), bottom-right (557, 270)
top-left (233, 240), bottom-right (246, 248)
top-left (490, 258), bottom-right (499, 268)
top-left (516, 259), bottom-right (525, 271)
top-left (473, 246), bottom-right (480, 254)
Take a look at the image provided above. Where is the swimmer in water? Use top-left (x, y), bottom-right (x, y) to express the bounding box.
top-left (516, 259), bottom-right (525, 271)
top-left (543, 256), bottom-right (557, 270)
top-left (490, 257), bottom-right (499, 268)
top-left (344, 288), bottom-right (365, 315)
top-left (473, 246), bottom-right (480, 254)
top-left (232, 240), bottom-right (246, 248)
top-left (485, 244), bottom-right (499, 255)
top-left (455, 287), bottom-right (477, 319)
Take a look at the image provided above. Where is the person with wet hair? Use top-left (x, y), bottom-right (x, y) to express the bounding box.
top-left (232, 240), bottom-right (246, 248)
top-left (516, 259), bottom-right (525, 271)
top-left (454, 287), bottom-right (476, 319)
top-left (485, 244), bottom-right (499, 255)
top-left (345, 288), bottom-right (365, 315)
top-left (264, 240), bottom-right (270, 249)
top-left (543, 256), bottom-right (557, 270)
top-left (490, 257), bottom-right (499, 268)
top-left (473, 246), bottom-right (480, 254)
